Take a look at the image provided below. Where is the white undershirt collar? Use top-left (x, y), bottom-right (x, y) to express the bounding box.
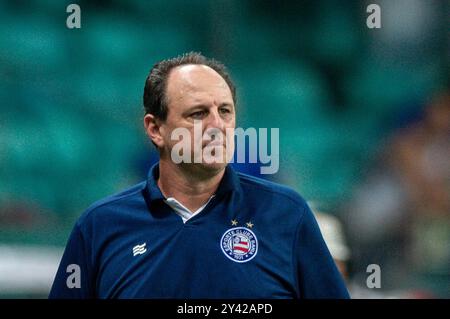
top-left (164, 195), bottom-right (215, 223)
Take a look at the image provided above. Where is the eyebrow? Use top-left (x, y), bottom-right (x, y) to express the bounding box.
top-left (182, 103), bottom-right (234, 115)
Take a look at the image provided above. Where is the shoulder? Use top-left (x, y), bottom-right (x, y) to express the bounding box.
top-left (236, 172), bottom-right (309, 211)
top-left (76, 181), bottom-right (147, 228)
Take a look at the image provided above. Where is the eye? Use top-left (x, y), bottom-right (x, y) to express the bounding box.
top-left (190, 111), bottom-right (206, 119)
top-left (219, 107), bottom-right (231, 114)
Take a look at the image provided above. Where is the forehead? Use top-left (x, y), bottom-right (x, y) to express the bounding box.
top-left (166, 64), bottom-right (233, 105)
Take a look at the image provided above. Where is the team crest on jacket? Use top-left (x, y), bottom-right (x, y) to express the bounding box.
top-left (220, 227), bottom-right (258, 263)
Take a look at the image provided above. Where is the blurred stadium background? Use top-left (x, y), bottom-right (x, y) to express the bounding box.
top-left (0, 0), bottom-right (448, 298)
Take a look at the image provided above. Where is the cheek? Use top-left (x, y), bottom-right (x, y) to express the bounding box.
top-left (227, 117), bottom-right (236, 129)
top-left (225, 123), bottom-right (235, 137)
top-left (167, 126), bottom-right (198, 151)
top-left (160, 125), bottom-right (179, 149)
top-left (226, 131), bottom-right (235, 152)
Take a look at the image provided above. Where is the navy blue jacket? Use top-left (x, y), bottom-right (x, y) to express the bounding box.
top-left (49, 164), bottom-right (349, 299)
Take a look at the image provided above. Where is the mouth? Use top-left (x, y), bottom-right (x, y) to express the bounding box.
top-left (203, 141), bottom-right (225, 148)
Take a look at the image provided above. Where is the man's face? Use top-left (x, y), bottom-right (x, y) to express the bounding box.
top-left (159, 64), bottom-right (236, 173)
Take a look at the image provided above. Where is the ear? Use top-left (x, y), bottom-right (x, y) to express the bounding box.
top-left (144, 113), bottom-right (164, 148)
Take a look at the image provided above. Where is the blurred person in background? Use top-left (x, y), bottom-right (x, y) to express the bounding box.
top-left (313, 209), bottom-right (351, 280)
top-left (312, 205), bottom-right (385, 298)
top-left (389, 92), bottom-right (450, 297)
top-left (344, 91), bottom-right (449, 298)
top-left (313, 205), bottom-right (424, 298)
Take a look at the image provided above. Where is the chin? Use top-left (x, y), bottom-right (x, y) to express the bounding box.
top-left (183, 160), bottom-right (227, 178)
top-left (198, 161), bottom-right (228, 173)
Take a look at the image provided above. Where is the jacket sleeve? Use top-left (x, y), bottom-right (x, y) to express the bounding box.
top-left (48, 222), bottom-right (95, 298)
top-left (294, 204), bottom-right (350, 299)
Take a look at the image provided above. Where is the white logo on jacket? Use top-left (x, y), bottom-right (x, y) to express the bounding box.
top-left (132, 243), bottom-right (147, 256)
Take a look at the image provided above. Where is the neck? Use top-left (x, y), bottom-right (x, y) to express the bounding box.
top-left (157, 158), bottom-right (225, 212)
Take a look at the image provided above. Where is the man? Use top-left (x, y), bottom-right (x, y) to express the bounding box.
top-left (49, 52), bottom-right (349, 299)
